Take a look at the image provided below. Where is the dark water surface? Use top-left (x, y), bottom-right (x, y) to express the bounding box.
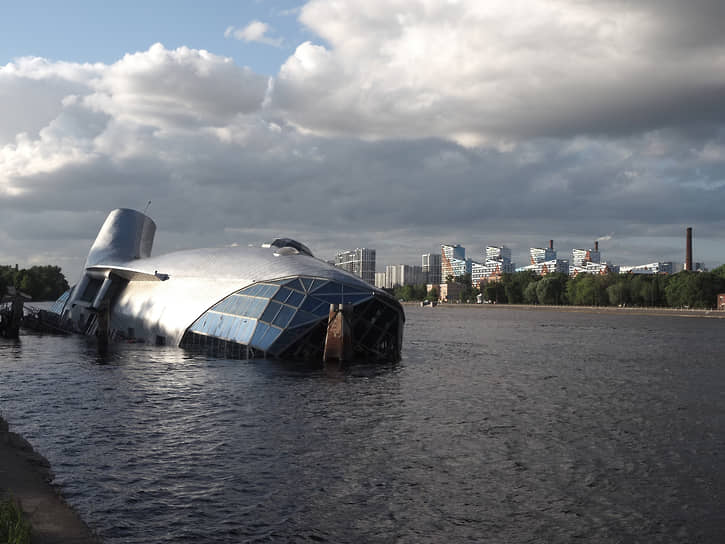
top-left (1, 306), bottom-right (724, 543)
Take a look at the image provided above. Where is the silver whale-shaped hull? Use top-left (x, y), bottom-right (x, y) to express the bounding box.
top-left (51, 209), bottom-right (404, 362)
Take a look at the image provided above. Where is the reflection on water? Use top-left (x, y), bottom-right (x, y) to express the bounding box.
top-left (1, 306), bottom-right (724, 543)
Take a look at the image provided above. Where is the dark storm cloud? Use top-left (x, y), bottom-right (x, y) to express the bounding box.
top-left (271, 0), bottom-right (725, 143)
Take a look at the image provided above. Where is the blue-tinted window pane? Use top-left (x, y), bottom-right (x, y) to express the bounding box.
top-left (261, 301), bottom-right (282, 323)
top-left (286, 290), bottom-right (304, 307)
top-left (309, 279), bottom-right (329, 292)
top-left (235, 319), bottom-right (257, 344)
top-left (341, 293), bottom-right (373, 305)
top-left (300, 277), bottom-right (314, 292)
top-left (212, 314), bottom-right (226, 336)
top-left (224, 295), bottom-right (239, 315)
top-left (248, 298), bottom-right (267, 318)
top-left (312, 293), bottom-right (347, 305)
top-left (222, 297), bottom-right (236, 313)
top-left (218, 315), bottom-right (236, 339)
top-left (199, 312), bottom-right (214, 333)
top-left (258, 326), bottom-right (282, 351)
top-left (301, 296), bottom-right (323, 313)
top-left (313, 282), bottom-right (343, 295)
top-left (213, 297), bottom-right (227, 313)
top-left (289, 310), bottom-right (321, 328)
top-left (201, 312), bottom-right (220, 335)
top-left (270, 327), bottom-right (307, 354)
top-left (274, 287), bottom-right (293, 303)
top-left (239, 298), bottom-right (252, 316)
top-left (273, 305), bottom-right (295, 328)
top-left (286, 278), bottom-right (304, 292)
top-left (227, 317), bottom-right (242, 340)
top-left (50, 289), bottom-right (71, 314)
top-left (243, 284), bottom-right (261, 297)
top-left (251, 322), bottom-right (269, 347)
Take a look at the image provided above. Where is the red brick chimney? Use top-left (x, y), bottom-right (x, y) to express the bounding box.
top-left (686, 227), bottom-right (693, 271)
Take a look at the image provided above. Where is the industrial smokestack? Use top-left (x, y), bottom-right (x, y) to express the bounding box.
top-left (549, 239), bottom-right (554, 250)
top-left (686, 227), bottom-right (693, 271)
top-left (594, 241), bottom-right (599, 252)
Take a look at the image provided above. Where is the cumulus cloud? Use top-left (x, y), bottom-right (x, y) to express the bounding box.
top-left (270, 0), bottom-right (725, 146)
top-left (225, 21), bottom-right (283, 47)
top-left (0, 43), bottom-right (269, 194)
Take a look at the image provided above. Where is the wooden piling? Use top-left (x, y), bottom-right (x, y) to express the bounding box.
top-left (323, 303), bottom-right (353, 362)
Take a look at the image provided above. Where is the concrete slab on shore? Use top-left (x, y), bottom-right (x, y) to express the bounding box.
top-left (0, 416), bottom-right (100, 544)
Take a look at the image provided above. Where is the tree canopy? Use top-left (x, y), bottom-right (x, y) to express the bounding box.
top-left (476, 268), bottom-right (725, 309)
top-left (0, 265), bottom-right (69, 301)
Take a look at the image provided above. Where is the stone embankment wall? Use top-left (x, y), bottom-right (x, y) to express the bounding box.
top-left (0, 414), bottom-right (100, 543)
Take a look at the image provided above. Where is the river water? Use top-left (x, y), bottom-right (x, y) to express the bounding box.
top-left (1, 306), bottom-right (724, 543)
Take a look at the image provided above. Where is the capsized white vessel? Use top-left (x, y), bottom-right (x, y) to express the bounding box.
top-left (50, 209), bottom-right (404, 361)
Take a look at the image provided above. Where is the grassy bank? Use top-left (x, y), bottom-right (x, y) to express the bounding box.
top-left (0, 497), bottom-right (31, 544)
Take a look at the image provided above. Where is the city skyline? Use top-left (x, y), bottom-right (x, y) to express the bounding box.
top-left (331, 229), bottom-right (710, 275)
top-left (1, 1), bottom-right (724, 279)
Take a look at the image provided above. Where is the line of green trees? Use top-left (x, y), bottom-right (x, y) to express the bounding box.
top-left (393, 266), bottom-right (725, 309)
top-left (0, 265), bottom-right (70, 301)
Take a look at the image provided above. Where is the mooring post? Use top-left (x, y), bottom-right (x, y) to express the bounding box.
top-left (8, 294), bottom-right (23, 338)
top-left (323, 303), bottom-right (353, 363)
top-left (96, 303), bottom-right (110, 355)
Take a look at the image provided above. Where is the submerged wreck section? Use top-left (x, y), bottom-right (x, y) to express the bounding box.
top-left (45, 208), bottom-right (404, 363)
top-left (180, 277), bottom-right (402, 361)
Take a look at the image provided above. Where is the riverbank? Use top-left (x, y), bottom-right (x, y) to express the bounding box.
top-left (0, 415), bottom-right (99, 543)
top-left (405, 301), bottom-right (725, 318)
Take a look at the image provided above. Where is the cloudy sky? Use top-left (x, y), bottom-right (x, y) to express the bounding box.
top-left (1, 0), bottom-right (724, 280)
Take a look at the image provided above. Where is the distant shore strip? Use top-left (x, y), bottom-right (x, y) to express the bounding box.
top-left (405, 302), bottom-right (725, 318)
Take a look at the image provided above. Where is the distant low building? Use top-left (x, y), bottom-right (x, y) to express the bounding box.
top-left (619, 262), bottom-right (673, 275)
top-left (438, 282), bottom-right (464, 302)
top-left (570, 262), bottom-right (614, 276)
top-left (517, 259), bottom-right (570, 276)
top-left (718, 293), bottom-right (725, 311)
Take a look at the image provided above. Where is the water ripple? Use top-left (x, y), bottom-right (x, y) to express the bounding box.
top-left (1, 308), bottom-right (724, 542)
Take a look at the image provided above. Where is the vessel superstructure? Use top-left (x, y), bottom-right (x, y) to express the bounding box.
top-left (50, 209), bottom-right (404, 362)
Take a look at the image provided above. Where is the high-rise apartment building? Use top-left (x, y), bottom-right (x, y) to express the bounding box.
top-left (334, 248), bottom-right (376, 284)
top-left (422, 253), bottom-right (442, 285)
top-left (472, 245), bottom-right (514, 285)
top-left (385, 264), bottom-right (424, 289)
top-left (486, 246), bottom-right (512, 262)
top-left (530, 240), bottom-right (557, 264)
top-left (441, 243), bottom-right (467, 279)
top-left (572, 241), bottom-right (601, 267)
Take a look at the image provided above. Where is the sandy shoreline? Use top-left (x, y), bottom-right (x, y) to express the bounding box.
top-left (405, 302), bottom-right (725, 318)
top-left (0, 415), bottom-right (99, 543)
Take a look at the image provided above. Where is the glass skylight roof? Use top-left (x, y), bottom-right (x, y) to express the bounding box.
top-left (186, 276), bottom-right (374, 354)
